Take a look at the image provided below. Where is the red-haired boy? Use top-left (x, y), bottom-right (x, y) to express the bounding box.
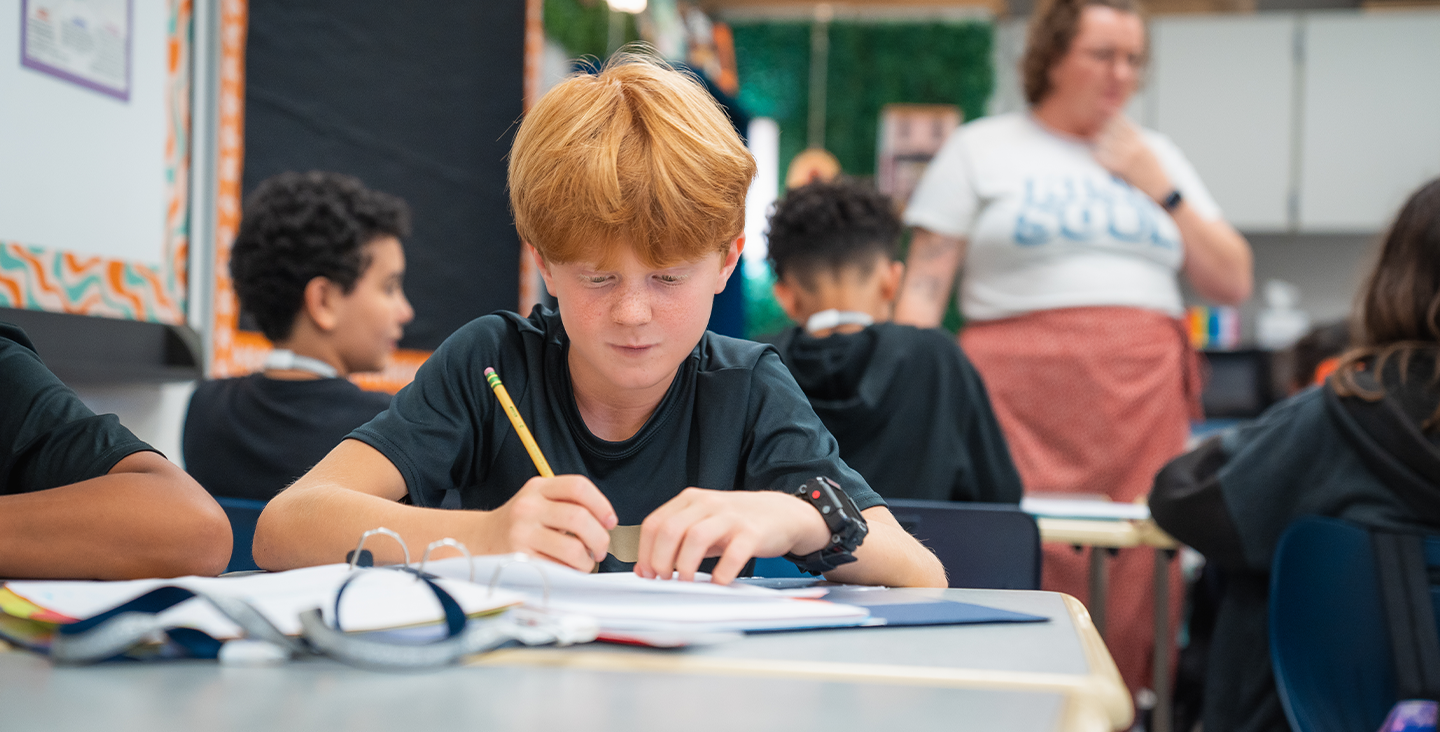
top-left (254, 54), bottom-right (944, 587)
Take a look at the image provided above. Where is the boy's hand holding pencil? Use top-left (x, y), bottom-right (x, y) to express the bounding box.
top-left (483, 367), bottom-right (617, 571)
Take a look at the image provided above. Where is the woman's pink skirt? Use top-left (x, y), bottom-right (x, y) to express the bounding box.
top-left (961, 306), bottom-right (1201, 695)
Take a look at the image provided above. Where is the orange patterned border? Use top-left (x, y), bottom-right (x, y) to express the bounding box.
top-left (0, 0), bottom-right (191, 325)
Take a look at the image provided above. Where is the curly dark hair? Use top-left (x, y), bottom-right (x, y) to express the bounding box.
top-left (231, 171), bottom-right (411, 342)
top-left (765, 179), bottom-right (901, 289)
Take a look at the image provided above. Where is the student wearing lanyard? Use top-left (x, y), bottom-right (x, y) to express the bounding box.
top-left (182, 172), bottom-right (415, 502)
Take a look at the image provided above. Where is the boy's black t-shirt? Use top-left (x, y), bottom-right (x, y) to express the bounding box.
top-left (351, 307), bottom-right (883, 570)
top-left (184, 375), bottom-right (392, 502)
top-left (771, 323), bottom-right (1023, 504)
top-left (0, 323), bottom-right (155, 495)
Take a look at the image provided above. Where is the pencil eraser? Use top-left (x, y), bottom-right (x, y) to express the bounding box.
top-left (484, 367), bottom-right (495, 376)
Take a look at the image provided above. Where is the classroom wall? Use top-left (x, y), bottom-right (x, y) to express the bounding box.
top-left (240, 1), bottom-right (526, 351)
top-left (1215, 233), bottom-right (1376, 339)
top-left (73, 382), bottom-right (197, 469)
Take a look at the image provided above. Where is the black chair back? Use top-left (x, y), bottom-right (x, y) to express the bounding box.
top-left (886, 499), bottom-right (1042, 590)
top-left (215, 497), bottom-right (266, 574)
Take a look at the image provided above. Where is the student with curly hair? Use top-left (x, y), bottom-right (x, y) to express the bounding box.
top-left (183, 171), bottom-right (415, 502)
top-left (766, 180), bottom-right (1021, 504)
top-left (252, 54), bottom-right (945, 587)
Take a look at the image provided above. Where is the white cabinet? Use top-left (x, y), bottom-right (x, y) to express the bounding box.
top-left (1298, 11), bottom-right (1440, 232)
top-left (1150, 15), bottom-right (1297, 232)
top-left (985, 9), bottom-right (1440, 233)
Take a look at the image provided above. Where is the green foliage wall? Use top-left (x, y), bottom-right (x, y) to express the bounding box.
top-left (732, 20), bottom-right (993, 182)
top-left (733, 20), bottom-right (991, 337)
top-left (544, 0), bottom-right (639, 60)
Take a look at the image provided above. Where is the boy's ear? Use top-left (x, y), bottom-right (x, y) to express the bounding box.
top-left (879, 259), bottom-right (906, 304)
top-left (302, 276), bottom-right (343, 333)
top-left (714, 236), bottom-right (745, 294)
top-left (528, 244), bottom-right (558, 298)
top-left (771, 278), bottom-right (803, 323)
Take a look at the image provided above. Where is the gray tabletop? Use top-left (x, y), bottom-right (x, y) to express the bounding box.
top-left (0, 588), bottom-right (1123, 732)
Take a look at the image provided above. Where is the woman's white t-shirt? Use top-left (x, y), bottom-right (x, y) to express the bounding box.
top-left (903, 113), bottom-right (1222, 322)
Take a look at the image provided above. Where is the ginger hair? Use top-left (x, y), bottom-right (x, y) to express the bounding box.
top-left (509, 50), bottom-right (756, 268)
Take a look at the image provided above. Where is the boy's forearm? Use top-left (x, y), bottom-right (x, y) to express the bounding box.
top-left (823, 507), bottom-right (947, 588)
top-left (0, 453), bottom-right (232, 580)
top-left (254, 482), bottom-right (503, 571)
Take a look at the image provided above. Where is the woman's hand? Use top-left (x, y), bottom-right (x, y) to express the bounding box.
top-left (1093, 115), bottom-right (1254, 304)
top-left (1093, 115), bottom-right (1172, 202)
top-left (634, 488), bottom-right (829, 585)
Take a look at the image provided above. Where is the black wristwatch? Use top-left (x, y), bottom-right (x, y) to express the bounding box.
top-left (1161, 189), bottom-right (1184, 212)
top-left (783, 476), bottom-right (869, 575)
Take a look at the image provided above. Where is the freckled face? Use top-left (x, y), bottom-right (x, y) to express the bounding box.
top-left (537, 239), bottom-right (741, 397)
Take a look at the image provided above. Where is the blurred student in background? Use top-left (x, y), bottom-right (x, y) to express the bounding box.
top-left (766, 179), bottom-right (1022, 504)
top-left (183, 172), bottom-right (414, 502)
top-left (892, 0), bottom-right (1253, 693)
top-left (1286, 320), bottom-right (1350, 394)
top-left (1, 323), bottom-right (231, 578)
top-left (1150, 177), bottom-right (1440, 732)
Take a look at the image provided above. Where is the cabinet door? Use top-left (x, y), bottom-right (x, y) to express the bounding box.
top-left (1299, 11), bottom-right (1440, 232)
top-left (1151, 15), bottom-right (1298, 232)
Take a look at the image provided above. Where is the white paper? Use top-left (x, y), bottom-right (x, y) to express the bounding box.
top-left (5, 564), bottom-right (524, 639)
top-left (1021, 497), bottom-right (1152, 521)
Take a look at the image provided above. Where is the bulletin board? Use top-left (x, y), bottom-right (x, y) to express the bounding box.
top-left (0, 0), bottom-right (191, 325)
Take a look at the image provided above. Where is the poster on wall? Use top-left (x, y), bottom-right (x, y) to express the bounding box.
top-left (876, 104), bottom-right (962, 214)
top-left (21, 0), bottom-right (132, 101)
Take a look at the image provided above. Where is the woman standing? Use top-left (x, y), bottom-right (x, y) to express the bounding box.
top-left (895, 0), bottom-right (1253, 694)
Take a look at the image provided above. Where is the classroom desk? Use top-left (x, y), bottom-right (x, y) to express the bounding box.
top-left (1036, 516), bottom-right (1180, 732)
top-left (0, 588), bottom-right (1131, 732)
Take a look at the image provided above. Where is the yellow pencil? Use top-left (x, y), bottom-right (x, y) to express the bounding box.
top-left (484, 367), bottom-right (554, 478)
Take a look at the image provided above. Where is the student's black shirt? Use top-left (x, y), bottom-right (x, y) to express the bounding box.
top-left (351, 307), bottom-right (883, 571)
top-left (184, 374), bottom-right (392, 502)
top-left (1151, 354), bottom-right (1440, 732)
top-left (0, 323), bottom-right (154, 495)
top-left (771, 323), bottom-right (1023, 504)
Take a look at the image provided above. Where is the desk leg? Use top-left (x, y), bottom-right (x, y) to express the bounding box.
top-left (1087, 546), bottom-right (1109, 639)
top-left (1152, 548), bottom-right (1176, 732)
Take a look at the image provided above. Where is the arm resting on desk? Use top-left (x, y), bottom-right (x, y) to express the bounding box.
top-left (824, 506), bottom-right (948, 588)
top-left (1149, 436), bottom-right (1248, 572)
top-left (0, 451), bottom-right (231, 579)
top-left (254, 439), bottom-right (618, 572)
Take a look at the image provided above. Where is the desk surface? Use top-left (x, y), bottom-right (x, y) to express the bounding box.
top-left (0, 589), bottom-right (1129, 732)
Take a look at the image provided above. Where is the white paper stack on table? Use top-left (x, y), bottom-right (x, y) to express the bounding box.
top-left (4, 564), bottom-right (526, 640)
top-left (2, 553), bottom-right (870, 643)
top-left (423, 553), bottom-right (871, 636)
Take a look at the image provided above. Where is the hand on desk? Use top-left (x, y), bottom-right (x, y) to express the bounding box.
top-left (634, 488), bottom-right (828, 585)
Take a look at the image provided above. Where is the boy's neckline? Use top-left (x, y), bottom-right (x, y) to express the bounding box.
top-left (556, 338), bottom-right (691, 451)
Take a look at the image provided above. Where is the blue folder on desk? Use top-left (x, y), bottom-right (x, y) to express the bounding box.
top-left (738, 581), bottom-right (1048, 629)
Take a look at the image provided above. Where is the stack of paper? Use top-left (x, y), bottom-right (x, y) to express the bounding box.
top-left (422, 554), bottom-right (873, 635)
top-left (0, 555), bottom-right (874, 653)
top-left (1, 564), bottom-right (525, 645)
